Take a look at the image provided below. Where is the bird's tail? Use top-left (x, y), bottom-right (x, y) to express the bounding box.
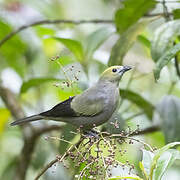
top-left (10, 115), bottom-right (44, 126)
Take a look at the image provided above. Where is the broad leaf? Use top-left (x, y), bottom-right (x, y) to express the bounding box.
top-left (156, 95), bottom-right (180, 143)
top-left (141, 149), bottom-right (154, 176)
top-left (104, 112), bottom-right (125, 134)
top-left (115, 0), bottom-right (156, 34)
top-left (0, 108), bottom-right (10, 134)
top-left (173, 9), bottom-right (180, 19)
top-left (119, 89), bottom-right (154, 120)
top-left (108, 175), bottom-right (143, 180)
top-left (154, 43), bottom-right (180, 80)
top-left (137, 35), bottom-right (151, 49)
top-left (0, 20), bottom-right (27, 77)
top-left (53, 37), bottom-right (84, 61)
top-left (20, 77), bottom-right (60, 94)
top-left (35, 26), bottom-right (55, 38)
top-left (108, 20), bottom-right (149, 66)
top-left (59, 124), bottom-right (77, 155)
top-left (84, 27), bottom-right (114, 59)
top-left (150, 142), bottom-right (180, 180)
top-left (153, 149), bottom-right (180, 180)
top-left (151, 20), bottom-right (180, 62)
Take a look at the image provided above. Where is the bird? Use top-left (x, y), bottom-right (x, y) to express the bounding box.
top-left (11, 66), bottom-right (131, 130)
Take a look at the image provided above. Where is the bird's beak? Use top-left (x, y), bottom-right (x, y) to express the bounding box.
top-left (120, 65), bottom-right (132, 73)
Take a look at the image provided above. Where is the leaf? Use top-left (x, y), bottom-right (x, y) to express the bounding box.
top-left (35, 26), bottom-right (55, 38)
top-left (137, 35), bottom-right (151, 49)
top-left (0, 108), bottom-right (10, 134)
top-left (0, 20), bottom-right (27, 77)
top-left (151, 20), bottom-right (180, 62)
top-left (153, 43), bottom-right (180, 80)
top-left (150, 142), bottom-right (180, 180)
top-left (0, 157), bottom-right (18, 180)
top-left (173, 9), bottom-right (180, 19)
top-left (104, 112), bottom-right (125, 134)
top-left (153, 149), bottom-right (180, 180)
top-left (156, 95), bottom-right (180, 143)
top-left (53, 37), bottom-right (84, 61)
top-left (115, 0), bottom-right (156, 34)
top-left (59, 124), bottom-right (77, 155)
top-left (141, 149), bottom-right (154, 176)
top-left (108, 20), bottom-right (149, 66)
top-left (119, 89), bottom-right (154, 120)
top-left (20, 77), bottom-right (60, 94)
top-left (108, 175), bottom-right (143, 180)
top-left (139, 162), bottom-right (149, 180)
top-left (84, 27), bottom-right (114, 59)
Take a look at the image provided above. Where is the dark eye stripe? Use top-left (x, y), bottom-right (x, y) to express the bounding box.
top-left (112, 68), bottom-right (117, 73)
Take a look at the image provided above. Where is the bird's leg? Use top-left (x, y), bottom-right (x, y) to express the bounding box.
top-left (82, 129), bottom-right (100, 138)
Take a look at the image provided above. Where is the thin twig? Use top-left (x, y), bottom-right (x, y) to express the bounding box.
top-left (0, 19), bottom-right (113, 48)
top-left (0, 12), bottom-right (173, 48)
top-left (35, 137), bottom-right (84, 180)
top-left (129, 126), bottom-right (160, 136)
top-left (34, 158), bottom-right (59, 180)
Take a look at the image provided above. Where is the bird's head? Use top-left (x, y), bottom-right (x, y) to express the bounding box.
top-left (99, 65), bottom-right (132, 84)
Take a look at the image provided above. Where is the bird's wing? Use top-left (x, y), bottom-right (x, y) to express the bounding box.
top-left (40, 85), bottom-right (105, 118)
top-left (40, 97), bottom-right (79, 117)
top-left (71, 88), bottom-right (105, 116)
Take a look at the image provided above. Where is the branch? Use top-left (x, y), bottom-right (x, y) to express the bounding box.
top-left (0, 12), bottom-right (173, 48)
top-left (0, 86), bottom-right (25, 119)
top-left (130, 125), bottom-right (160, 136)
top-left (0, 84), bottom-right (62, 180)
top-left (35, 137), bottom-right (84, 180)
top-left (32, 125), bottom-right (62, 139)
top-left (34, 158), bottom-right (59, 180)
top-left (0, 19), bottom-right (113, 48)
top-left (35, 124), bottom-right (160, 180)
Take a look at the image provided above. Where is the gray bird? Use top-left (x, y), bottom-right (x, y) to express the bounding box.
top-left (11, 66), bottom-right (131, 130)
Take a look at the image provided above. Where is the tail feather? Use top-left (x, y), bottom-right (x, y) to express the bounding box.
top-left (10, 115), bottom-right (44, 126)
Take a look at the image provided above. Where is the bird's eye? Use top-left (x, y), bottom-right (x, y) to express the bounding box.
top-left (112, 68), bottom-right (117, 73)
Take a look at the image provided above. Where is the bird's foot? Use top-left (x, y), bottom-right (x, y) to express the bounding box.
top-left (83, 129), bottom-right (100, 138)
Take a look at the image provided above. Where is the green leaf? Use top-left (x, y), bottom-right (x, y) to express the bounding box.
top-left (84, 27), bottom-right (114, 59)
top-left (141, 149), bottom-right (154, 176)
top-left (153, 43), bottom-right (180, 80)
top-left (139, 162), bottom-right (149, 180)
top-left (108, 20), bottom-right (149, 66)
top-left (153, 149), bottom-right (180, 180)
top-left (137, 35), bottom-right (151, 49)
top-left (115, 0), bottom-right (156, 33)
top-left (151, 20), bottom-right (180, 62)
top-left (0, 157), bottom-right (18, 180)
top-left (59, 124), bottom-right (77, 155)
top-left (53, 37), bottom-right (84, 61)
top-left (20, 77), bottom-right (60, 94)
top-left (0, 20), bottom-right (27, 77)
top-left (119, 89), bottom-right (154, 120)
top-left (108, 175), bottom-right (143, 180)
top-left (173, 9), bottom-right (180, 19)
top-left (0, 108), bottom-right (10, 134)
top-left (156, 95), bottom-right (180, 143)
top-left (104, 112), bottom-right (125, 134)
top-left (35, 26), bottom-right (55, 38)
top-left (150, 142), bottom-right (180, 180)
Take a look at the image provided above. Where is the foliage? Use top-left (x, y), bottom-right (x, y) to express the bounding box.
top-left (0, 0), bottom-right (180, 180)
top-left (114, 0), bottom-right (156, 34)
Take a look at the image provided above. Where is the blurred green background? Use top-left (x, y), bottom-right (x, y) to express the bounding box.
top-left (0, 0), bottom-right (180, 179)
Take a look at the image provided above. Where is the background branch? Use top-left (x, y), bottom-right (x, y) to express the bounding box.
top-left (0, 12), bottom-right (173, 48)
top-left (0, 85), bottom-right (62, 180)
top-left (35, 137), bottom-right (84, 180)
